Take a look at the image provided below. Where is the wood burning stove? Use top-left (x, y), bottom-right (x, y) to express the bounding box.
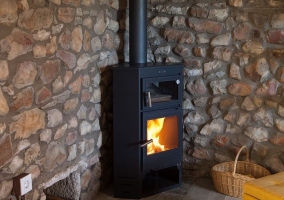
top-left (112, 0), bottom-right (183, 198)
top-left (113, 63), bottom-right (183, 198)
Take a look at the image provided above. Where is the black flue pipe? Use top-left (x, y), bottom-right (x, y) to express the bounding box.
top-left (129, 0), bottom-right (147, 64)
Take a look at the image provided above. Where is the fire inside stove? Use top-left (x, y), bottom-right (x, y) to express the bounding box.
top-left (146, 115), bottom-right (178, 155)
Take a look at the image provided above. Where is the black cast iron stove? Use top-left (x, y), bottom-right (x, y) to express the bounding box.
top-left (113, 0), bottom-right (183, 199)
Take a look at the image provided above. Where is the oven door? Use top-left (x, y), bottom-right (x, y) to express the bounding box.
top-left (141, 107), bottom-right (182, 171)
top-left (142, 76), bottom-right (182, 111)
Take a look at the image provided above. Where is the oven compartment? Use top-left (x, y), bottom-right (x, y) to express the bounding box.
top-left (142, 76), bottom-right (182, 111)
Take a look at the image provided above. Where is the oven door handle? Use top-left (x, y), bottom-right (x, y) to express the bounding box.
top-left (141, 139), bottom-right (153, 147)
top-left (147, 92), bottom-right (152, 107)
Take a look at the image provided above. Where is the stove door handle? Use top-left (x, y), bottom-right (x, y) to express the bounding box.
top-left (141, 139), bottom-right (153, 147)
top-left (147, 92), bottom-right (152, 107)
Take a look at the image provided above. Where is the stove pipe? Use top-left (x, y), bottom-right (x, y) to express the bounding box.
top-left (129, 0), bottom-right (147, 64)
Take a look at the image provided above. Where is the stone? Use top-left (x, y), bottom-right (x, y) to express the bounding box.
top-left (208, 8), bottom-right (229, 22)
top-left (90, 88), bottom-right (101, 103)
top-left (174, 44), bottom-right (191, 57)
top-left (237, 113), bottom-right (250, 127)
top-left (68, 117), bottom-right (78, 129)
top-left (271, 13), bottom-right (284, 28)
top-left (188, 17), bottom-right (223, 34)
top-left (267, 29), bottom-right (284, 44)
top-left (164, 28), bottom-right (195, 44)
top-left (0, 88), bottom-right (9, 115)
top-left (33, 45), bottom-right (46, 58)
top-left (94, 11), bottom-right (106, 35)
top-left (193, 97), bottom-right (207, 107)
top-left (192, 148), bottom-right (210, 160)
top-left (275, 67), bottom-right (284, 83)
top-left (81, 170), bottom-right (91, 190)
top-left (226, 124), bottom-right (240, 134)
top-left (66, 131), bottom-right (77, 145)
top-left (52, 76), bottom-right (64, 93)
top-left (0, 180), bottom-right (13, 199)
top-left (0, 0), bottom-right (17, 22)
top-left (0, 28), bottom-right (34, 60)
top-left (10, 108), bottom-right (45, 139)
top-left (229, 63), bottom-right (241, 80)
top-left (83, 17), bottom-right (93, 30)
top-left (184, 68), bottom-right (203, 77)
top-left (91, 36), bottom-right (102, 53)
top-left (36, 86), bottom-right (51, 104)
top-left (83, 30), bottom-right (91, 51)
top-left (220, 98), bottom-right (237, 110)
top-left (10, 87), bottom-right (34, 112)
top-left (253, 14), bottom-right (268, 27)
top-left (150, 16), bottom-right (169, 27)
top-left (224, 111), bottom-right (236, 123)
top-left (190, 6), bottom-right (208, 18)
top-left (255, 78), bottom-right (279, 96)
top-left (80, 121), bottom-right (92, 136)
top-left (185, 124), bottom-right (198, 134)
top-left (212, 135), bottom-right (228, 148)
top-left (52, 24), bottom-right (64, 35)
top-left (85, 139), bottom-right (95, 156)
top-left (244, 127), bottom-right (268, 142)
top-left (242, 40), bottom-right (265, 55)
top-left (156, 5), bottom-right (188, 15)
top-left (0, 123), bottom-right (6, 134)
top-left (74, 53), bottom-right (91, 73)
top-left (210, 80), bottom-right (227, 95)
top-left (44, 142), bottom-right (67, 171)
top-left (47, 109), bottom-right (62, 128)
top-left (40, 129), bottom-right (52, 143)
top-left (46, 36), bottom-right (57, 55)
top-left (0, 60), bottom-right (8, 81)
top-left (252, 143), bottom-right (268, 159)
top-left (92, 119), bottom-right (100, 132)
top-left (78, 141), bottom-right (85, 155)
top-left (186, 79), bottom-right (206, 96)
top-left (173, 16), bottom-right (186, 28)
top-left (203, 60), bottom-right (222, 74)
top-left (245, 57), bottom-right (270, 82)
top-left (58, 7), bottom-right (75, 23)
top-left (51, 0), bottom-right (61, 5)
top-left (155, 46), bottom-right (171, 55)
top-left (77, 104), bottom-right (87, 120)
top-left (241, 97), bottom-right (256, 111)
top-left (39, 60), bottom-right (60, 84)
top-left (56, 50), bottom-right (76, 69)
top-left (229, 0), bottom-right (243, 7)
top-left (228, 83), bottom-right (252, 96)
top-left (69, 76), bottom-right (82, 94)
top-left (0, 135), bottom-right (12, 168)
top-left (64, 98), bottom-right (78, 114)
top-left (13, 61), bottom-right (37, 89)
top-left (15, 139), bottom-right (30, 154)
top-left (64, 71), bottom-right (73, 87)
top-left (184, 111), bottom-right (205, 124)
top-left (212, 47), bottom-right (232, 62)
top-left (234, 22), bottom-right (251, 40)
top-left (278, 105), bottom-right (284, 117)
top-left (275, 119), bottom-right (284, 133)
top-left (193, 47), bottom-right (206, 57)
top-left (18, 8), bottom-right (53, 31)
top-left (194, 136), bottom-right (209, 147)
top-left (62, 0), bottom-right (80, 6)
top-left (236, 12), bottom-right (248, 22)
top-left (67, 144), bottom-right (77, 161)
top-left (24, 143), bottom-right (40, 165)
top-left (59, 29), bottom-right (71, 50)
top-left (196, 34), bottom-right (209, 44)
top-left (26, 165), bottom-right (41, 180)
top-left (211, 33), bottom-right (231, 46)
top-left (270, 133), bottom-right (284, 145)
top-left (41, 90), bottom-right (71, 109)
top-left (2, 85), bottom-right (14, 96)
top-left (86, 108), bottom-right (95, 122)
top-left (81, 89), bottom-right (91, 103)
top-left (54, 124), bottom-right (68, 140)
top-left (71, 26), bottom-right (83, 53)
top-left (266, 156), bottom-right (284, 173)
top-left (253, 108), bottom-right (273, 127)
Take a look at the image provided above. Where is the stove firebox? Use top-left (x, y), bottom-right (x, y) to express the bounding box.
top-left (113, 63), bottom-right (183, 199)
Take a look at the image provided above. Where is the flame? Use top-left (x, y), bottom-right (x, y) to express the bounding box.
top-left (147, 117), bottom-right (165, 155)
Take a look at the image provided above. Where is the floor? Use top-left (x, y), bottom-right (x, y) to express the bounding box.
top-left (95, 176), bottom-right (240, 200)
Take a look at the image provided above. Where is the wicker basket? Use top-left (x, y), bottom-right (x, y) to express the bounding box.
top-left (211, 146), bottom-right (271, 198)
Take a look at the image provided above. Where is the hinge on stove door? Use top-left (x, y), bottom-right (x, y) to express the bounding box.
top-left (141, 139), bottom-right (153, 147)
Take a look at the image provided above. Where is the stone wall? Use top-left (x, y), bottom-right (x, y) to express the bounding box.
top-left (132, 0), bottom-right (284, 177)
top-left (0, 0), bottom-right (121, 199)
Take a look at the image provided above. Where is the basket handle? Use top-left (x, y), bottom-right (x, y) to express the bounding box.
top-left (232, 146), bottom-right (249, 177)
